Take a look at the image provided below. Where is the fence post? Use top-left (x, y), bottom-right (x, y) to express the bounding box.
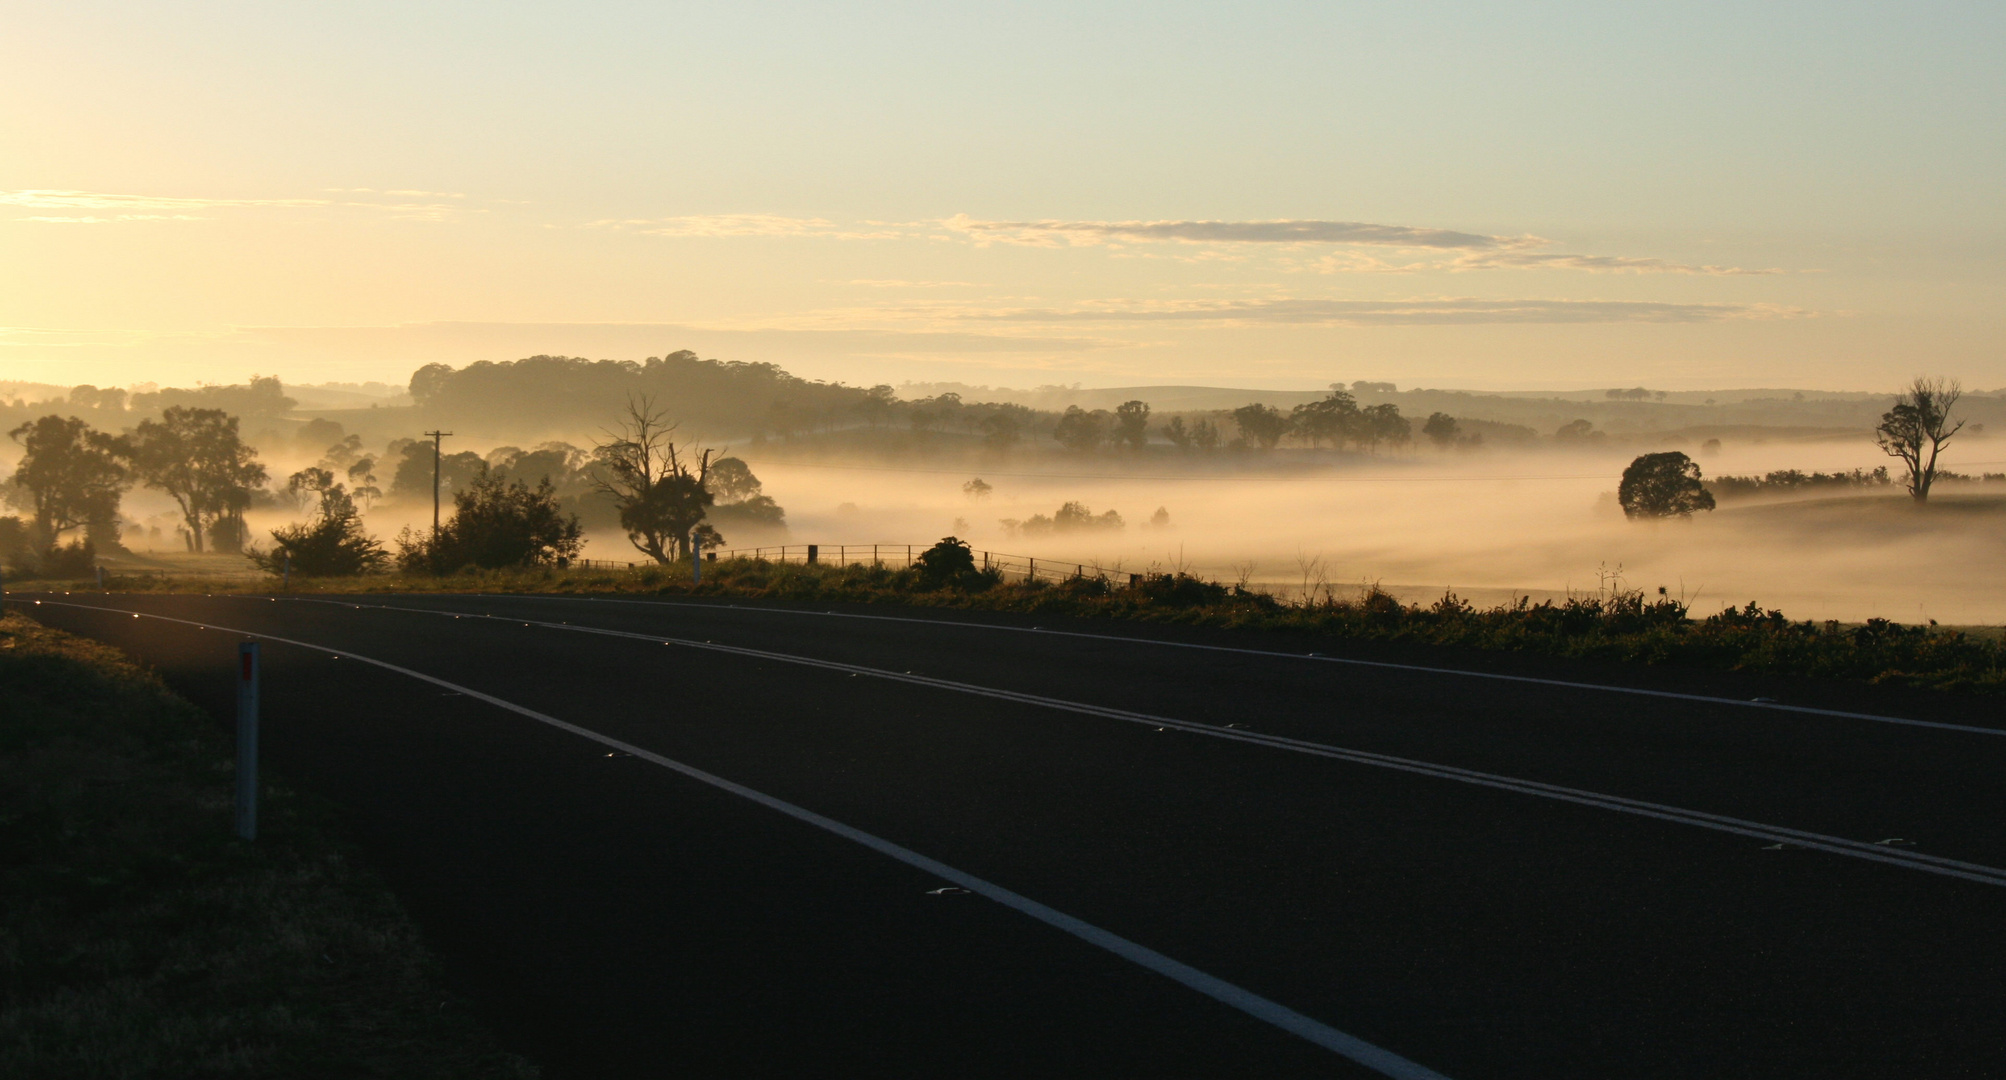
top-left (807, 544), bottom-right (818, 565)
top-left (235, 642), bottom-right (260, 841)
top-left (1028, 557), bottom-right (1035, 581)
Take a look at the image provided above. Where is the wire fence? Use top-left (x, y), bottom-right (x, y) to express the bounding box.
top-left (575, 543), bottom-right (1129, 585)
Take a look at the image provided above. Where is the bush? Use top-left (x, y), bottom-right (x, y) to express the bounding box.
top-left (397, 471), bottom-right (582, 573)
top-left (254, 490), bottom-right (387, 577)
top-left (913, 536), bottom-right (991, 590)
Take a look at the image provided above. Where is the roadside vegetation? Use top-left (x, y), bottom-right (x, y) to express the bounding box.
top-left (63, 537), bottom-right (2006, 695)
top-left (0, 612), bottom-right (537, 1079)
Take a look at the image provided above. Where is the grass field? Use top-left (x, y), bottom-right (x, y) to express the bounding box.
top-left (0, 611), bottom-right (538, 1079)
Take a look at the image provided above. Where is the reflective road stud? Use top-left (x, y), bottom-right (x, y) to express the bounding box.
top-left (235, 642), bottom-right (260, 841)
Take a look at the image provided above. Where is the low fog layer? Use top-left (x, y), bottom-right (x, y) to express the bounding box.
top-left (10, 365), bottom-right (2003, 626)
top-left (741, 439), bottom-right (2006, 626)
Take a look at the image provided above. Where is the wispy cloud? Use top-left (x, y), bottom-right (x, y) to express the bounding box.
top-left (0, 188), bottom-right (468, 222)
top-left (942, 214), bottom-right (1526, 250)
top-left (591, 214), bottom-right (900, 239)
top-left (1447, 252), bottom-right (1783, 276)
top-left (942, 296), bottom-right (1814, 326)
top-left (847, 279), bottom-right (983, 288)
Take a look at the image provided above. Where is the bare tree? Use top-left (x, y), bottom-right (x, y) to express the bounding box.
top-left (591, 395), bottom-right (715, 562)
top-left (1875, 377), bottom-right (1964, 503)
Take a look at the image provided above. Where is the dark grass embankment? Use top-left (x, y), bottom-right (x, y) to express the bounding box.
top-left (0, 612), bottom-right (538, 1079)
top-left (71, 555), bottom-right (2006, 693)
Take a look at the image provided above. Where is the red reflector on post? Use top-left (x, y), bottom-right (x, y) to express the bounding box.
top-left (242, 651), bottom-right (253, 681)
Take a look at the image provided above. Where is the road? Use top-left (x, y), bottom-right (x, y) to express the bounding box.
top-left (14, 590), bottom-right (2006, 1079)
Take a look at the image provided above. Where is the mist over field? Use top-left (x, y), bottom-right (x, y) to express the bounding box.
top-left (11, 362), bottom-right (2000, 625)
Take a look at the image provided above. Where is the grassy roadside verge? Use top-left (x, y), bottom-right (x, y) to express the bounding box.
top-left (67, 554), bottom-right (2006, 694)
top-left (0, 611), bottom-right (538, 1079)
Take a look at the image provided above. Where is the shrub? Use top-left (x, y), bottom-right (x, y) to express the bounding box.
top-left (254, 489), bottom-right (387, 577)
top-left (398, 471), bottom-right (582, 573)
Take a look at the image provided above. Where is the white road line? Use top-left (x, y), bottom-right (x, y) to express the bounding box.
top-left (20, 598), bottom-right (1450, 1080)
top-left (470, 593), bottom-right (2006, 738)
top-left (257, 596), bottom-right (2006, 887)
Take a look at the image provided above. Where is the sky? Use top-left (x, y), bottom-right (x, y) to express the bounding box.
top-left (3, 1), bottom-right (2002, 393)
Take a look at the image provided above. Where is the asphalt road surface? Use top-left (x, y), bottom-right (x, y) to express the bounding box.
top-left (15, 590), bottom-right (2006, 1079)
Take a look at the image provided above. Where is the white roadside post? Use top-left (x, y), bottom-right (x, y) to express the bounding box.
top-left (692, 534), bottom-right (702, 584)
top-left (235, 642), bottom-right (260, 841)
top-left (96, 563), bottom-right (105, 590)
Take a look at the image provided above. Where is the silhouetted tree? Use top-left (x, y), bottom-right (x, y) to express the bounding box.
top-left (962, 477), bottom-right (992, 500)
top-left (1423, 412), bottom-right (1462, 449)
top-left (1162, 416), bottom-right (1194, 450)
top-left (1619, 452), bottom-right (1716, 519)
top-left (388, 440), bottom-right (484, 503)
top-left (124, 407), bottom-right (266, 553)
top-left (1191, 418), bottom-right (1220, 452)
top-left (1231, 404), bottom-right (1289, 450)
top-left (1875, 377), bottom-right (1964, 502)
top-left (705, 456), bottom-right (786, 533)
top-left (1290, 388), bottom-right (1358, 448)
top-left (1359, 403), bottom-right (1411, 451)
top-left (592, 395), bottom-right (714, 561)
top-left (1113, 400), bottom-right (1151, 451)
top-left (7, 415), bottom-right (129, 550)
top-left (1053, 406), bottom-right (1111, 453)
top-left (980, 412), bottom-right (1022, 454)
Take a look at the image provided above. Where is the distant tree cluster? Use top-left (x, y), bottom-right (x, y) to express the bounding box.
top-left (1707, 467), bottom-right (1894, 500)
top-left (1000, 501), bottom-right (1125, 538)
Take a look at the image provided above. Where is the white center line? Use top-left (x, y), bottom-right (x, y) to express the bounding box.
top-left (264, 595), bottom-right (2006, 888)
top-left (22, 598), bottom-right (1451, 1080)
top-left (480, 593), bottom-right (2006, 737)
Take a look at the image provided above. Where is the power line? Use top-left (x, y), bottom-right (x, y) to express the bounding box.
top-left (735, 457), bottom-right (1616, 483)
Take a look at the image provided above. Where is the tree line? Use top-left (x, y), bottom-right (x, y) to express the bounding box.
top-left (3, 396), bottom-right (786, 579)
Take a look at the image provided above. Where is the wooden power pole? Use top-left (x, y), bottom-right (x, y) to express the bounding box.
top-left (424, 430), bottom-right (453, 540)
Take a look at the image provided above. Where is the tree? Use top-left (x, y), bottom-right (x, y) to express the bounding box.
top-left (1423, 412), bottom-right (1462, 449)
top-left (706, 456), bottom-right (787, 534)
top-left (980, 412), bottom-right (1022, 454)
top-left (124, 406), bottom-right (267, 553)
top-left (388, 440), bottom-right (483, 502)
top-left (1359, 403), bottom-right (1411, 452)
top-left (285, 466), bottom-right (337, 513)
top-left (1290, 389), bottom-right (1358, 448)
top-left (1162, 416), bottom-right (1194, 451)
top-left (962, 477), bottom-right (993, 500)
top-left (257, 485), bottom-right (387, 576)
top-left (398, 471), bottom-right (582, 572)
top-left (1231, 404), bottom-right (1289, 450)
top-left (591, 395), bottom-right (715, 562)
top-left (1113, 400), bottom-right (1151, 451)
top-left (1052, 406), bottom-right (1111, 453)
top-left (1875, 377), bottom-right (1964, 502)
top-left (706, 457), bottom-right (763, 502)
top-left (346, 456), bottom-right (381, 511)
top-left (1619, 452), bottom-right (1716, 519)
top-left (1191, 418), bottom-right (1220, 452)
top-left (7, 415), bottom-right (129, 550)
